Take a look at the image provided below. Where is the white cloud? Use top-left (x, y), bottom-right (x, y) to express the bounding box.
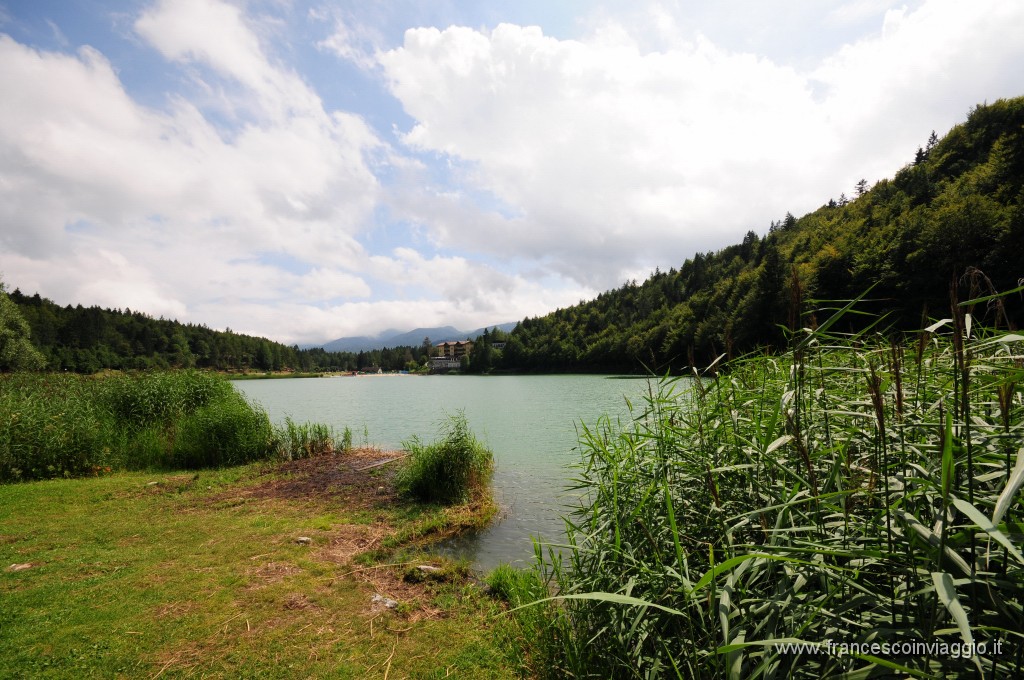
top-left (377, 0), bottom-right (1024, 291)
top-left (184, 269), bottom-right (589, 344)
top-left (2, 0), bottom-right (1022, 345)
top-left (135, 0), bottom-right (322, 121)
top-left (0, 0), bottom-right (387, 339)
top-left (300, 267), bottom-right (372, 300)
top-left (812, 0), bottom-right (1024, 185)
top-left (827, 0), bottom-right (913, 26)
top-left (315, 14), bottom-right (381, 71)
top-left (377, 23), bottom-right (827, 286)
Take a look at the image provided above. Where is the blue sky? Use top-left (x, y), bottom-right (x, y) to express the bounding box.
top-left (1, 0), bottom-right (1022, 344)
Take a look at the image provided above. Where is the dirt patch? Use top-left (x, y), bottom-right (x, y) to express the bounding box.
top-left (360, 566), bottom-right (444, 623)
top-left (282, 593), bottom-right (319, 611)
top-left (206, 448), bottom-right (406, 510)
top-left (196, 449), bottom-right (480, 626)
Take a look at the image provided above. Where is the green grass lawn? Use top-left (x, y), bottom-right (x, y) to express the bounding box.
top-left (0, 454), bottom-right (517, 678)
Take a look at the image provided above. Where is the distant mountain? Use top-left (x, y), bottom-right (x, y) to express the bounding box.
top-left (315, 322), bottom-right (518, 353)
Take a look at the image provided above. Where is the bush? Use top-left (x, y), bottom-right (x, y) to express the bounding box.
top-left (396, 412), bottom-right (493, 504)
top-left (0, 374), bottom-right (105, 480)
top-left (0, 371), bottom-right (281, 480)
top-left (171, 392), bottom-right (274, 468)
top-left (98, 370), bottom-right (231, 426)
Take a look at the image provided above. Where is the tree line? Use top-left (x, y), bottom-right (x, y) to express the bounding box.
top-left (3, 289), bottom-right (432, 374)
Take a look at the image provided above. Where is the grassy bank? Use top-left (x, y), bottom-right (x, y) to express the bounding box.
top-left (225, 371), bottom-right (324, 380)
top-left (501, 302), bottom-right (1024, 678)
top-left (0, 371), bottom-right (341, 482)
top-left (1, 386), bottom-right (513, 678)
top-left (0, 447), bottom-right (513, 678)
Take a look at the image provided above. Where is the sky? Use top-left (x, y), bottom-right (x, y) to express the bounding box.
top-left (1, 1), bottom-right (1022, 345)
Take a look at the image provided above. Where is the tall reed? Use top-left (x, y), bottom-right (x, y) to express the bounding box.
top-left (0, 371), bottom-right (343, 481)
top-left (274, 417), bottom-right (343, 461)
top-left (397, 411), bottom-right (494, 504)
top-left (510, 299), bottom-right (1024, 678)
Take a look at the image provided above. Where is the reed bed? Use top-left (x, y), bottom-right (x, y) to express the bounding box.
top-left (0, 371), bottom-right (343, 481)
top-left (397, 411), bottom-right (494, 504)
top-left (508, 301), bottom-right (1024, 678)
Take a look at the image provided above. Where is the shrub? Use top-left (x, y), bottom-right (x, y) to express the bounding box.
top-left (98, 370), bottom-right (231, 427)
top-left (0, 374), bottom-right (105, 480)
top-left (396, 412), bottom-right (493, 504)
top-left (0, 371), bottom-right (283, 480)
top-left (171, 392), bottom-right (274, 468)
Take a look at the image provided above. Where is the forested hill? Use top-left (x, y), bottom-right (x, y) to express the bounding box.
top-left (5, 290), bottom-right (431, 373)
top-left (496, 97), bottom-right (1024, 373)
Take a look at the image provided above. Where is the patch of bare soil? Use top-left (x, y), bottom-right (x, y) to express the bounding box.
top-left (282, 593), bottom-right (319, 611)
top-left (247, 561), bottom-right (303, 588)
top-left (207, 447), bottom-right (406, 510)
top-left (203, 449), bottom-right (464, 622)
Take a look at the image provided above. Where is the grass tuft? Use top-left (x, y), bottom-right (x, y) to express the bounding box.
top-left (273, 417), bottom-right (341, 461)
top-left (396, 411), bottom-right (494, 505)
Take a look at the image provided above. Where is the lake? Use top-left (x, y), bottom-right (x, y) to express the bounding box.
top-left (233, 374), bottom-right (651, 570)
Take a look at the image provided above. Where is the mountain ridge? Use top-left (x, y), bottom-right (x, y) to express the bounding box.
top-left (311, 323), bottom-right (519, 353)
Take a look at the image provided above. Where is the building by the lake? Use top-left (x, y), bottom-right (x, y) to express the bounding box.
top-left (431, 340), bottom-right (473, 371)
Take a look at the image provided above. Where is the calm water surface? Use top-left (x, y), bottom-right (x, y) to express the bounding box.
top-left (234, 374), bottom-right (651, 570)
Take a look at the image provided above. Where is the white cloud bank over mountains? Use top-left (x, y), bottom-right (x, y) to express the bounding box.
top-left (1, 0), bottom-right (1022, 344)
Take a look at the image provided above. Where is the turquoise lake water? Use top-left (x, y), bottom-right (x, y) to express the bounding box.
top-left (234, 374), bottom-right (652, 570)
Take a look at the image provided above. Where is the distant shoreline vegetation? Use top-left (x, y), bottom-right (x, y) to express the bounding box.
top-left (5, 287), bottom-right (437, 374)
top-left (224, 371), bottom-right (325, 380)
